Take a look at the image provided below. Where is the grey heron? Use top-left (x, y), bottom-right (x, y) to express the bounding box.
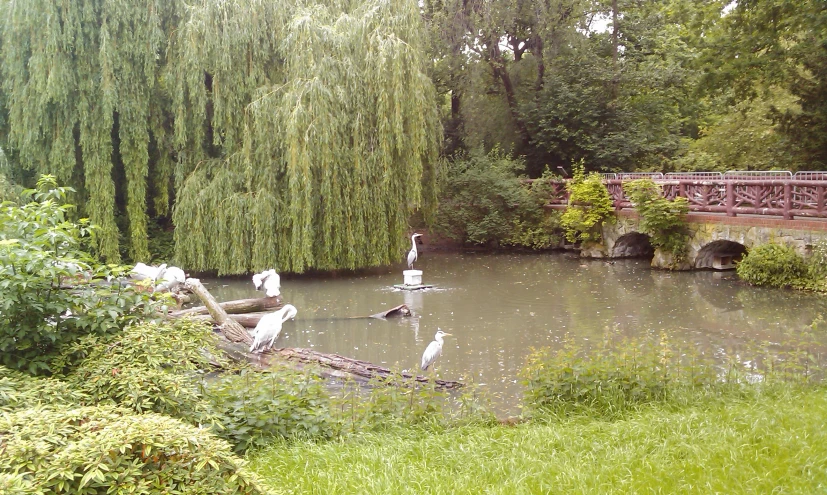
top-left (252, 269), bottom-right (281, 297)
top-left (406, 233), bottom-right (424, 269)
top-left (421, 329), bottom-right (452, 371)
top-left (249, 304), bottom-right (298, 353)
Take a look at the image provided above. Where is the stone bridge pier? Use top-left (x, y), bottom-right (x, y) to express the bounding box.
top-left (581, 211), bottom-right (827, 270)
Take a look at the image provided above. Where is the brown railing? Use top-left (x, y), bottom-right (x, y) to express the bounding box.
top-left (535, 177), bottom-right (827, 220)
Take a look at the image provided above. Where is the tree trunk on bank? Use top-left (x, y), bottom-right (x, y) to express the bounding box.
top-left (184, 278), bottom-right (252, 344)
top-left (169, 295), bottom-right (283, 318)
top-left (215, 338), bottom-right (463, 390)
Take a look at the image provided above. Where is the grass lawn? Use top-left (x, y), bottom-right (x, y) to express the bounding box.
top-left (249, 388), bottom-right (827, 494)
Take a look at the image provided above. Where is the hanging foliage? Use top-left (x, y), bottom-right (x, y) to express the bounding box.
top-left (0, 0), bottom-right (181, 262)
top-left (169, 0), bottom-right (441, 274)
top-left (0, 0), bottom-right (440, 273)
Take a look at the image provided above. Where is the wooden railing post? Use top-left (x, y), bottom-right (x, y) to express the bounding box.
top-left (783, 182), bottom-right (792, 220)
top-left (725, 181), bottom-right (735, 217)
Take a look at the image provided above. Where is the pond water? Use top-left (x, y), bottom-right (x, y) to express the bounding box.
top-left (201, 252), bottom-right (827, 415)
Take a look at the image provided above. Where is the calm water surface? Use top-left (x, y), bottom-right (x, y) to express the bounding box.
top-left (202, 252), bottom-right (827, 414)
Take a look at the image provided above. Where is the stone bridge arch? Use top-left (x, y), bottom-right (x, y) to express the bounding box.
top-left (582, 211), bottom-right (827, 270)
top-left (693, 240), bottom-right (747, 269)
top-left (611, 232), bottom-right (654, 259)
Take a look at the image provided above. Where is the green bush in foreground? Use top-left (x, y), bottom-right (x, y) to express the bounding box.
top-left (736, 243), bottom-right (810, 289)
top-left (0, 175), bottom-right (158, 375)
top-left (0, 406), bottom-right (266, 494)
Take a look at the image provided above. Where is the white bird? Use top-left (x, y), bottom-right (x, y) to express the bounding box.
top-left (407, 233), bottom-right (424, 269)
top-left (154, 264), bottom-right (168, 284)
top-left (421, 329), bottom-right (453, 371)
top-left (252, 269), bottom-right (280, 297)
top-left (249, 304), bottom-right (298, 353)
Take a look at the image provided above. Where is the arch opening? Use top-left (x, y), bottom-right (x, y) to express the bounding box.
top-left (612, 233), bottom-right (655, 259)
top-left (694, 240), bottom-right (747, 270)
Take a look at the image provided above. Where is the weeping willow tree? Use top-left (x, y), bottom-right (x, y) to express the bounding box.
top-left (169, 0), bottom-right (441, 274)
top-left (0, 0), bottom-right (180, 262)
top-left (0, 0), bottom-right (439, 272)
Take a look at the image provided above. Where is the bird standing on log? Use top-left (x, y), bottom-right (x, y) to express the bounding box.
top-left (407, 233), bottom-right (423, 269)
top-left (421, 329), bottom-right (452, 371)
top-left (250, 304), bottom-right (298, 353)
top-left (252, 269), bottom-right (281, 297)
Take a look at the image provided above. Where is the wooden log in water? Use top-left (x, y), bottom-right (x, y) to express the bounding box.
top-left (169, 295), bottom-right (283, 318)
top-left (185, 278), bottom-right (253, 344)
top-left (214, 337), bottom-right (463, 390)
top-left (189, 304), bottom-right (412, 328)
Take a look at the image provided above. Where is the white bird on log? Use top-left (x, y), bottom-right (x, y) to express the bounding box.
top-left (421, 329), bottom-right (453, 371)
top-left (250, 304), bottom-right (298, 354)
top-left (407, 233), bottom-right (424, 269)
top-left (252, 269), bottom-right (280, 297)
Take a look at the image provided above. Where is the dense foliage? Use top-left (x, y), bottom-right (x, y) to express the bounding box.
top-left (560, 165), bottom-right (615, 243)
top-left (0, 0), bottom-right (440, 272)
top-left (0, 176), bottom-right (156, 375)
top-left (433, 149), bottom-right (561, 248)
top-left (623, 179), bottom-right (689, 262)
top-left (736, 243), bottom-right (822, 290)
top-left (0, 406), bottom-right (266, 494)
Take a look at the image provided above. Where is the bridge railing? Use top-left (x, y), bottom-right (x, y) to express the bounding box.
top-left (531, 173), bottom-right (827, 220)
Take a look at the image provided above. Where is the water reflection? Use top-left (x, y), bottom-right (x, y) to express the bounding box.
top-left (201, 252), bottom-right (827, 414)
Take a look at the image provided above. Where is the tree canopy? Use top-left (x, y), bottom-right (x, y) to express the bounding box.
top-left (0, 0), bottom-right (440, 273)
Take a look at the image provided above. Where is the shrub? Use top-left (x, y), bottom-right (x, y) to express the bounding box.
top-left (0, 365), bottom-right (90, 412)
top-left (61, 319), bottom-right (220, 420)
top-left (0, 406), bottom-right (266, 494)
top-left (433, 148), bottom-right (560, 248)
top-left (205, 368), bottom-right (337, 452)
top-left (560, 163), bottom-right (615, 243)
top-left (736, 243), bottom-right (809, 289)
top-left (0, 175), bottom-right (158, 375)
top-left (623, 178), bottom-right (689, 262)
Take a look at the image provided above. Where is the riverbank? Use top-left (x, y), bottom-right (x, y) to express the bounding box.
top-left (248, 386), bottom-right (827, 493)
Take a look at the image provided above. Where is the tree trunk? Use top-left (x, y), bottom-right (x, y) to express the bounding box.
top-left (215, 337), bottom-right (463, 390)
top-left (487, 40), bottom-right (531, 148)
top-left (184, 278), bottom-right (252, 344)
top-left (169, 295), bottom-right (283, 318)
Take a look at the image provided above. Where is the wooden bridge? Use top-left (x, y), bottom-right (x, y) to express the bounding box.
top-left (538, 171), bottom-right (827, 221)
top-left (532, 171), bottom-right (827, 269)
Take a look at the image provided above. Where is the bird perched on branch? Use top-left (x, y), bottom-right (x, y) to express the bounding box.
top-left (250, 304), bottom-right (298, 353)
top-left (421, 329), bottom-right (453, 371)
top-left (252, 269), bottom-right (280, 297)
top-left (407, 233), bottom-right (423, 269)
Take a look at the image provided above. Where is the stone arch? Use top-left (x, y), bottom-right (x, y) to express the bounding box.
top-left (611, 232), bottom-right (655, 259)
top-left (694, 240), bottom-right (747, 270)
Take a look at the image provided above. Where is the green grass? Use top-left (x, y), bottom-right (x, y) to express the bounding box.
top-left (249, 388), bottom-right (827, 494)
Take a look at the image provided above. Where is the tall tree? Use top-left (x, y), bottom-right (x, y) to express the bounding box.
top-left (0, 0), bottom-right (440, 273)
top-left (0, 0), bottom-right (180, 261)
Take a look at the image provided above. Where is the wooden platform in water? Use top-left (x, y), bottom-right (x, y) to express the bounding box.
top-left (393, 283), bottom-right (434, 291)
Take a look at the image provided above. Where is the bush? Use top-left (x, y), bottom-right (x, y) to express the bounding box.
top-left (0, 365), bottom-right (90, 412)
top-left (736, 243), bottom-right (809, 289)
top-left (205, 368), bottom-right (337, 452)
top-left (60, 319), bottom-right (220, 420)
top-left (560, 163), bottom-right (615, 243)
top-left (623, 178), bottom-right (689, 262)
top-left (433, 148), bottom-right (560, 248)
top-left (0, 406), bottom-right (266, 494)
top-left (0, 175), bottom-right (158, 375)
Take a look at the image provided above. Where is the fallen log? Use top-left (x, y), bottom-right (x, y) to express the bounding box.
top-left (169, 295), bottom-right (283, 318)
top-left (185, 278), bottom-right (252, 344)
top-left (214, 337), bottom-right (463, 390)
top-left (190, 304), bottom-right (411, 328)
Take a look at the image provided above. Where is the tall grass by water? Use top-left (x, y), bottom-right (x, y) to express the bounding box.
top-left (249, 321), bottom-right (827, 494)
